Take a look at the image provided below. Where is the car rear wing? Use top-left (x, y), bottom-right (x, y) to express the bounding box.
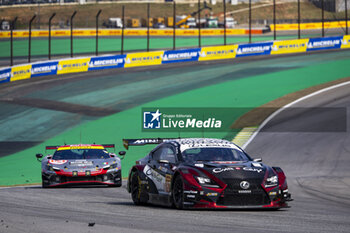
top-left (46, 146), bottom-right (59, 150)
top-left (102, 144), bottom-right (115, 149)
top-left (45, 144), bottom-right (115, 150)
top-left (122, 138), bottom-right (179, 150)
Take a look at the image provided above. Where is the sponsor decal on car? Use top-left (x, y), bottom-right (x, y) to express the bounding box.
top-left (49, 160), bottom-right (67, 165)
top-left (213, 167), bottom-right (262, 173)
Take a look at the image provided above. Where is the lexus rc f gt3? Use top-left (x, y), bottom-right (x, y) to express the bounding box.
top-left (36, 144), bottom-right (126, 188)
top-left (125, 138), bottom-right (292, 209)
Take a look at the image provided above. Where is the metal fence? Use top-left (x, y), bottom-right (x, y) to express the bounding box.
top-left (2, 0), bottom-right (349, 67)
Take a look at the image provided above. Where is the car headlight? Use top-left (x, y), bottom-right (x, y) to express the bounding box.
top-left (195, 176), bottom-right (219, 188)
top-left (264, 175), bottom-right (278, 188)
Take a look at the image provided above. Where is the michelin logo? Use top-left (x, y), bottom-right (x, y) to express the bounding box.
top-left (163, 52), bottom-right (197, 61)
top-left (89, 58), bottom-right (123, 67)
top-left (308, 39), bottom-right (341, 48)
top-left (237, 45), bottom-right (271, 55)
top-left (0, 71), bottom-right (11, 81)
top-left (143, 109), bottom-right (162, 129)
top-left (31, 65), bottom-right (57, 74)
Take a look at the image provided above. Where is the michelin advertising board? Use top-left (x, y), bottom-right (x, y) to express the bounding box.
top-left (88, 55), bottom-right (126, 71)
top-left (198, 45), bottom-right (238, 61)
top-left (0, 68), bottom-right (11, 84)
top-left (236, 42), bottom-right (273, 57)
top-left (307, 36), bottom-right (343, 51)
top-left (31, 61), bottom-right (58, 77)
top-left (162, 48), bottom-right (200, 64)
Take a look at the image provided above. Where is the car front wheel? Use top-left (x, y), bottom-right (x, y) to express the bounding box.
top-left (130, 172), bottom-right (147, 205)
top-left (172, 175), bottom-right (184, 209)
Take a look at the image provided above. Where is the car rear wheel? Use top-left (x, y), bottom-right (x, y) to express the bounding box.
top-left (172, 175), bottom-right (184, 209)
top-left (131, 172), bottom-right (147, 205)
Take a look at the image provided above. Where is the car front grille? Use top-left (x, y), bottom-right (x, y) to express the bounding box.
top-left (222, 178), bottom-right (262, 191)
top-left (217, 178), bottom-right (270, 206)
top-left (217, 193), bottom-right (270, 206)
top-left (59, 175), bottom-right (104, 183)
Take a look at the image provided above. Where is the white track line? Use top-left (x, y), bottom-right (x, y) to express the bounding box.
top-left (242, 80), bottom-right (350, 149)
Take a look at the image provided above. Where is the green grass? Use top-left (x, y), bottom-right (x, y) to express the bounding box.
top-left (0, 35), bottom-right (315, 58)
top-left (1, 57), bottom-right (350, 186)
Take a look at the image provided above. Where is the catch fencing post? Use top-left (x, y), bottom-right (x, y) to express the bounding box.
top-left (70, 11), bottom-right (77, 58)
top-left (173, 1), bottom-right (176, 50)
top-left (96, 9), bottom-right (102, 56)
top-left (198, 0), bottom-right (201, 48)
top-left (249, 0), bottom-right (251, 43)
top-left (346, 0), bottom-right (348, 35)
top-left (48, 13), bottom-right (56, 60)
top-left (121, 6), bottom-right (125, 55)
top-left (298, 0), bottom-right (301, 39)
top-left (273, 0), bottom-right (276, 40)
top-left (321, 0), bottom-right (324, 37)
top-left (28, 14), bottom-right (37, 63)
top-left (10, 16), bottom-right (18, 66)
top-left (224, 0), bottom-right (226, 45)
top-left (147, 3), bottom-right (150, 52)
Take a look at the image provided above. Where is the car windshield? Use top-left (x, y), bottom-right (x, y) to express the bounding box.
top-left (52, 149), bottom-right (110, 160)
top-left (182, 147), bottom-right (249, 163)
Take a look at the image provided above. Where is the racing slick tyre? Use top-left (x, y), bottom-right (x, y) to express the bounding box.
top-left (41, 174), bottom-right (49, 188)
top-left (131, 172), bottom-right (148, 205)
top-left (109, 170), bottom-right (122, 187)
top-left (172, 175), bottom-right (184, 209)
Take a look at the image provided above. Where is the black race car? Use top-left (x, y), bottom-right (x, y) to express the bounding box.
top-left (125, 138), bottom-right (292, 209)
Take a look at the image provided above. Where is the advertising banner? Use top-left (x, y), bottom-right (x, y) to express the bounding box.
top-left (0, 68), bottom-right (12, 84)
top-left (88, 55), bottom-right (126, 70)
top-left (142, 108), bottom-right (249, 132)
top-left (236, 42), bottom-right (273, 57)
top-left (307, 36), bottom-right (343, 51)
top-left (10, 65), bottom-right (31, 82)
top-left (31, 61), bottom-right (58, 78)
top-left (198, 45), bottom-right (238, 61)
top-left (57, 58), bottom-right (90, 75)
top-left (271, 39), bottom-right (309, 55)
top-left (162, 48), bottom-right (200, 64)
top-left (124, 51), bottom-right (164, 68)
top-left (341, 35), bottom-right (350, 49)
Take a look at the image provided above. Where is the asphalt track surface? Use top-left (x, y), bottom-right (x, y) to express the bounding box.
top-left (0, 60), bottom-right (349, 232)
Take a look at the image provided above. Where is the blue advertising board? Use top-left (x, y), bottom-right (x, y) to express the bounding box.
top-left (162, 48), bottom-right (201, 64)
top-left (31, 61), bottom-right (58, 77)
top-left (307, 36), bottom-right (343, 51)
top-left (236, 42), bottom-right (273, 57)
top-left (88, 55), bottom-right (126, 71)
top-left (0, 68), bottom-right (11, 84)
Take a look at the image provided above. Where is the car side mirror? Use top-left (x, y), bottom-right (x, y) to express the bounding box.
top-left (36, 153), bottom-right (43, 162)
top-left (118, 151), bottom-right (126, 159)
top-left (109, 153), bottom-right (115, 158)
top-left (253, 158), bottom-right (262, 162)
